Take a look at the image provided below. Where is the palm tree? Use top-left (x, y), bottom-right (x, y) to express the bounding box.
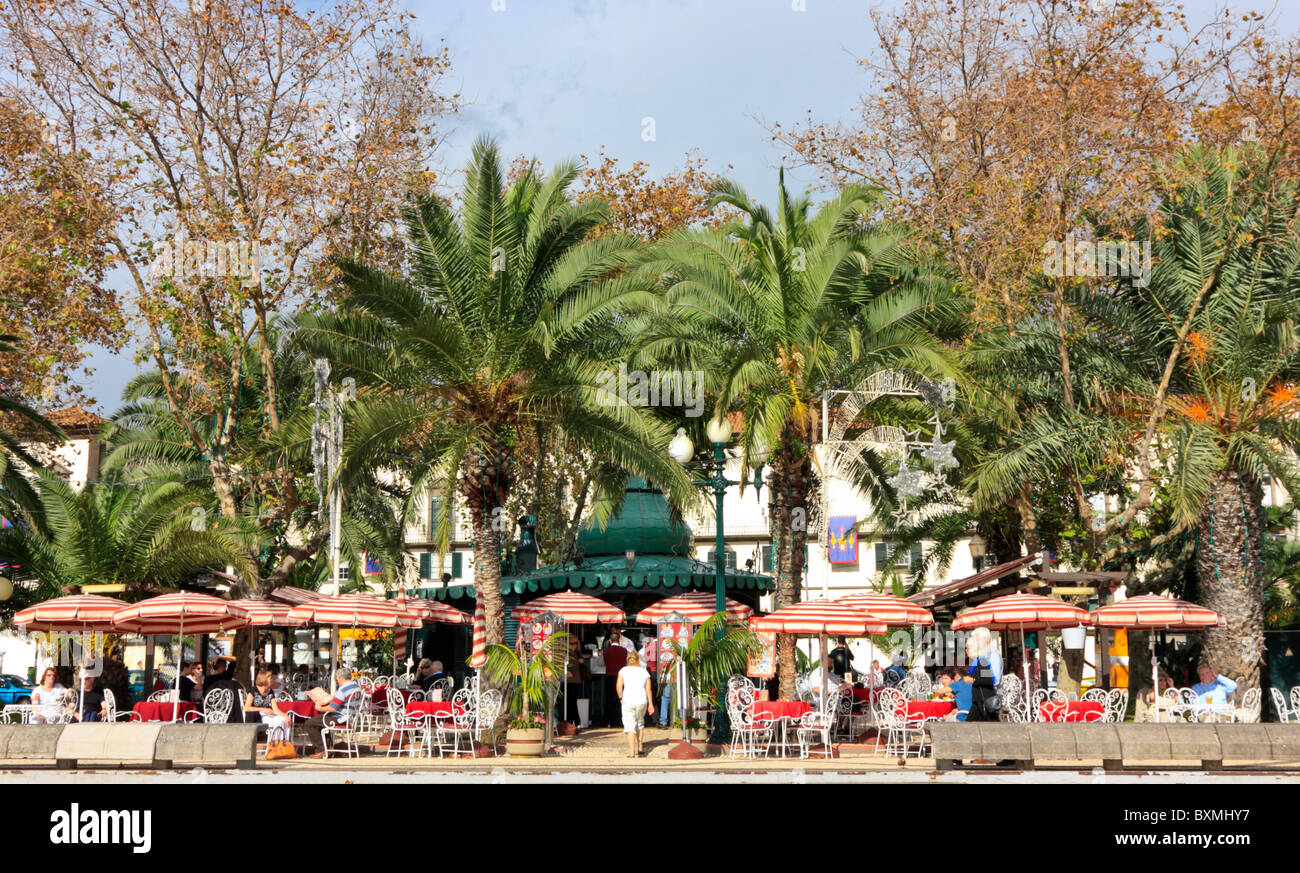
top-left (293, 137), bottom-right (696, 646)
top-left (640, 172), bottom-right (961, 698)
top-left (0, 333), bottom-right (62, 519)
top-left (0, 470), bottom-right (255, 607)
top-left (972, 146), bottom-right (1300, 694)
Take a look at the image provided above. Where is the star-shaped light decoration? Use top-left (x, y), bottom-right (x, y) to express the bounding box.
top-left (887, 459), bottom-right (925, 500)
top-left (921, 429), bottom-right (959, 472)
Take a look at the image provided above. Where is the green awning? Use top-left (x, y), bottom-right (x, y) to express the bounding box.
top-left (414, 553), bottom-right (771, 602)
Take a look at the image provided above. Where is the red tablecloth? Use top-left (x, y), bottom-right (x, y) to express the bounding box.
top-left (1039, 700), bottom-right (1106, 723)
top-left (900, 701), bottom-right (955, 721)
top-left (132, 701), bottom-right (196, 722)
top-left (270, 700), bottom-right (316, 719)
top-left (749, 700), bottom-right (812, 721)
top-left (854, 687), bottom-right (887, 703)
top-left (373, 686), bottom-right (420, 705)
top-left (405, 701), bottom-right (462, 719)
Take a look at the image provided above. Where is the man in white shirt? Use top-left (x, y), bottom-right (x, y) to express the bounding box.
top-left (806, 663), bottom-right (844, 703)
top-left (608, 629), bottom-right (637, 652)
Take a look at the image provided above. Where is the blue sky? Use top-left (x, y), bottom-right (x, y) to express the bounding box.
top-left (75, 0), bottom-right (1299, 413)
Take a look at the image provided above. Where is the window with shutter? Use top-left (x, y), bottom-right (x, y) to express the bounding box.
top-left (451, 551), bottom-right (463, 578)
top-left (419, 552), bottom-right (432, 580)
top-left (910, 542), bottom-right (923, 570)
top-left (875, 542), bottom-right (888, 569)
top-left (761, 545), bottom-right (773, 572)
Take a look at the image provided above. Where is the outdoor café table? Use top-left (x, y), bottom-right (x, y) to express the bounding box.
top-left (272, 700), bottom-right (317, 719)
top-left (1039, 700), bottom-right (1106, 723)
top-left (901, 700), bottom-right (955, 723)
top-left (131, 701), bottom-right (196, 722)
top-left (405, 700), bottom-right (466, 722)
top-left (749, 700), bottom-right (812, 757)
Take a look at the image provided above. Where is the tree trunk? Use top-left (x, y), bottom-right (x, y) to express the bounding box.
top-left (769, 435), bottom-right (811, 701)
top-left (471, 510), bottom-right (506, 647)
top-left (1197, 469), bottom-right (1265, 694)
top-left (1059, 648), bottom-right (1084, 698)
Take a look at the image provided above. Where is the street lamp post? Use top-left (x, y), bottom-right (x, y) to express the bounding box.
top-left (668, 416), bottom-right (767, 749)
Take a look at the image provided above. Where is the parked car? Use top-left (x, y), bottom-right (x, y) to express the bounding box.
top-left (128, 670), bottom-right (148, 701)
top-left (0, 674), bottom-right (33, 706)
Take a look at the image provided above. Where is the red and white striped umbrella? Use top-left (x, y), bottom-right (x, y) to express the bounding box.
top-left (467, 599), bottom-right (488, 669)
top-left (112, 593), bottom-right (252, 635)
top-left (286, 593), bottom-right (421, 629)
top-left (112, 593), bottom-right (252, 722)
top-left (227, 599), bottom-right (305, 627)
top-left (635, 591), bottom-right (754, 624)
top-left (950, 593), bottom-right (1093, 631)
top-left (1090, 595), bottom-right (1225, 630)
top-left (1090, 595), bottom-right (1224, 724)
top-left (752, 599), bottom-right (887, 636)
top-left (511, 591), bottom-right (625, 624)
top-left (403, 597), bottom-right (472, 625)
top-left (14, 595), bottom-right (129, 633)
top-left (834, 592), bottom-right (934, 627)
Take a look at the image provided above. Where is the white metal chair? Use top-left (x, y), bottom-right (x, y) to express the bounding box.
top-left (147, 690), bottom-right (174, 703)
top-left (432, 688), bottom-right (476, 758)
top-left (200, 687), bottom-right (235, 725)
top-left (726, 687), bottom-right (772, 760)
top-left (320, 689), bottom-right (366, 758)
top-left (472, 689), bottom-right (503, 756)
top-left (1289, 686), bottom-right (1300, 718)
top-left (900, 669), bottom-right (932, 700)
top-left (100, 689), bottom-right (133, 723)
top-left (1234, 687), bottom-right (1261, 724)
top-left (1271, 687), bottom-right (1293, 722)
top-left (384, 687), bottom-right (424, 757)
top-left (428, 676), bottom-right (453, 701)
top-left (795, 708), bottom-right (834, 759)
top-left (998, 674), bottom-right (1025, 723)
top-left (875, 688), bottom-right (927, 758)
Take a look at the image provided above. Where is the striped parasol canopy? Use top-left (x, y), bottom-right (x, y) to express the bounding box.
top-left (14, 595), bottom-right (129, 633)
top-left (834, 592), bottom-right (934, 627)
top-left (950, 593), bottom-right (1093, 632)
top-left (1090, 595), bottom-right (1225, 629)
top-left (635, 590), bottom-right (754, 624)
top-left (467, 599), bottom-right (488, 669)
top-left (511, 590), bottom-right (625, 624)
top-left (752, 599), bottom-right (887, 636)
top-left (228, 599), bottom-right (306, 627)
top-left (286, 593), bottom-right (420, 628)
top-left (112, 593), bottom-right (252, 635)
top-left (403, 597), bottom-right (472, 625)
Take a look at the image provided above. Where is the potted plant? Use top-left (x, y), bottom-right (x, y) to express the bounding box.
top-left (485, 632), bottom-right (569, 757)
top-left (663, 613), bottom-right (759, 754)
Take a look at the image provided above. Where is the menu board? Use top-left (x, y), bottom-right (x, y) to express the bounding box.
top-left (747, 623), bottom-right (776, 679)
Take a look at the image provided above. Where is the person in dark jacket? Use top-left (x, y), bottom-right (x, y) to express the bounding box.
top-left (965, 634), bottom-right (1000, 722)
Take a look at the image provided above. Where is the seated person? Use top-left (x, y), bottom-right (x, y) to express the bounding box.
top-left (31, 668), bottom-right (67, 724)
top-left (863, 660), bottom-right (885, 688)
top-left (1191, 663), bottom-right (1237, 709)
top-left (70, 669), bottom-right (107, 722)
top-left (178, 661), bottom-right (198, 703)
top-left (418, 659), bottom-right (447, 695)
top-left (245, 670), bottom-right (288, 740)
top-left (884, 654), bottom-right (907, 684)
top-left (305, 668), bottom-right (361, 758)
top-left (203, 654), bottom-right (239, 692)
top-left (201, 655), bottom-right (245, 722)
top-left (806, 664), bottom-right (845, 702)
top-left (933, 670), bottom-right (956, 700)
top-left (944, 669), bottom-right (974, 721)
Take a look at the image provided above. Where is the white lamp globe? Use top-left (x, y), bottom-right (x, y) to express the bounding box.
top-left (0, 577), bottom-right (11, 601)
top-left (749, 435), bottom-right (772, 466)
top-left (705, 414), bottom-right (733, 445)
top-left (668, 428), bottom-right (695, 464)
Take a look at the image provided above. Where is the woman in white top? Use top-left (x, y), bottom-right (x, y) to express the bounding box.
top-left (31, 668), bottom-right (67, 724)
top-left (616, 652), bottom-right (654, 758)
